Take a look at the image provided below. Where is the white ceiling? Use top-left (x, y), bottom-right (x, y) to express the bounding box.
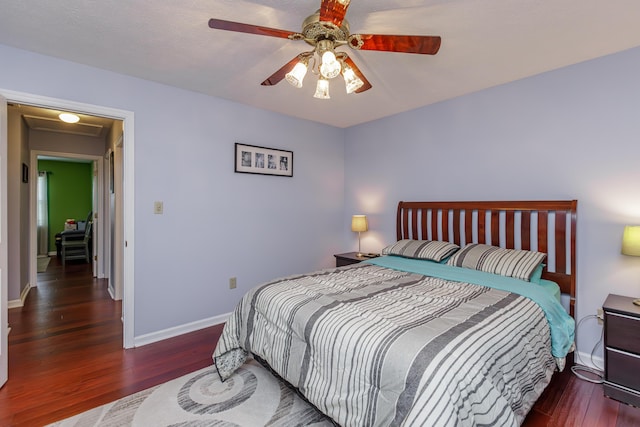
top-left (1, 0), bottom-right (639, 128)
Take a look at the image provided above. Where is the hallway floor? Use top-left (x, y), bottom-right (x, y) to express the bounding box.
top-left (1, 257), bottom-right (223, 426)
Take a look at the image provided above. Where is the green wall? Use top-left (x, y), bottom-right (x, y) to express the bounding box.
top-left (38, 160), bottom-right (93, 252)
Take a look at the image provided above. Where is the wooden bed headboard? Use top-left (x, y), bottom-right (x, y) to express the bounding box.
top-left (396, 200), bottom-right (577, 316)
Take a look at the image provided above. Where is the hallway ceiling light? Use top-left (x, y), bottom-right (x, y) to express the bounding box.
top-left (59, 113), bottom-right (80, 123)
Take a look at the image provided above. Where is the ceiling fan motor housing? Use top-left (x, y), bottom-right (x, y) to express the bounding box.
top-left (300, 11), bottom-right (350, 47)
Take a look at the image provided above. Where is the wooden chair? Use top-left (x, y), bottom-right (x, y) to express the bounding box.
top-left (61, 221), bottom-right (92, 266)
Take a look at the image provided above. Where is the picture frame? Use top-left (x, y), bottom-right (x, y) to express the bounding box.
top-left (22, 163), bottom-right (28, 183)
top-left (234, 143), bottom-right (293, 177)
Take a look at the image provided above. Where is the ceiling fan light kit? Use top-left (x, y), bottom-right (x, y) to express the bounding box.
top-left (320, 50), bottom-right (341, 79)
top-left (342, 65), bottom-right (363, 94)
top-left (314, 77), bottom-right (331, 99)
top-left (285, 56), bottom-right (310, 88)
top-left (208, 0), bottom-right (441, 99)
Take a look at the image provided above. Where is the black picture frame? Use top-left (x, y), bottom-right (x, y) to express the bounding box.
top-left (22, 163), bottom-right (28, 183)
top-left (234, 143), bottom-right (293, 177)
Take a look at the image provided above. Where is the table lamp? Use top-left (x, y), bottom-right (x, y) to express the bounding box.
top-left (351, 215), bottom-right (368, 257)
top-left (621, 225), bottom-right (640, 306)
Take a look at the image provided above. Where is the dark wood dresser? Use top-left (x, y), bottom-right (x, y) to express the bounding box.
top-left (603, 293), bottom-right (640, 407)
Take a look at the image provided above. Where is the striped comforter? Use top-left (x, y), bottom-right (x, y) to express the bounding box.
top-left (213, 262), bottom-right (557, 426)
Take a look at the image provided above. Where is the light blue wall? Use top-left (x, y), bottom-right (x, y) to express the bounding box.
top-left (0, 43), bottom-right (345, 336)
top-left (4, 41), bottom-right (640, 360)
top-left (344, 46), bottom-right (640, 360)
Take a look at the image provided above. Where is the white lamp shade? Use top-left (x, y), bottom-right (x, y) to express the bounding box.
top-left (342, 66), bottom-right (364, 94)
top-left (313, 78), bottom-right (331, 99)
top-left (320, 50), bottom-right (341, 79)
top-left (622, 225), bottom-right (640, 256)
top-left (285, 61), bottom-right (308, 88)
top-left (351, 215), bottom-right (368, 232)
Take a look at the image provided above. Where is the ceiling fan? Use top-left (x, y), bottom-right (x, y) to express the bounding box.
top-left (208, 0), bottom-right (441, 99)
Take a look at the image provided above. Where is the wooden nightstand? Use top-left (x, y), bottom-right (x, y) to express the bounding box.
top-left (603, 293), bottom-right (640, 407)
top-left (334, 252), bottom-right (378, 267)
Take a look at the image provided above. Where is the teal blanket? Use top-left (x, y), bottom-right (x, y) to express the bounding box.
top-left (366, 255), bottom-right (575, 358)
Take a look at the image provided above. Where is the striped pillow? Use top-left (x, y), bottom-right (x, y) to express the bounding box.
top-left (446, 243), bottom-right (546, 282)
top-left (382, 239), bottom-right (460, 262)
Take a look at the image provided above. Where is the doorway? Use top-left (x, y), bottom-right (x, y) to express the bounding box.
top-left (34, 153), bottom-right (100, 279)
top-left (1, 89), bottom-right (135, 349)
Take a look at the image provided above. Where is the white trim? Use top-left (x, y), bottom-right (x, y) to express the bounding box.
top-left (104, 148), bottom-right (113, 292)
top-left (1, 88), bottom-right (136, 349)
top-left (8, 281), bottom-right (31, 309)
top-left (7, 282), bottom-right (32, 308)
top-left (1, 94), bottom-right (8, 387)
top-left (575, 350), bottom-right (604, 372)
top-left (134, 313), bottom-right (230, 348)
top-left (7, 300), bottom-right (22, 309)
top-left (22, 281), bottom-right (31, 301)
top-left (122, 111), bottom-right (135, 349)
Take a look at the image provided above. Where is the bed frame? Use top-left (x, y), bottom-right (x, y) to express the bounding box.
top-left (396, 200), bottom-right (577, 317)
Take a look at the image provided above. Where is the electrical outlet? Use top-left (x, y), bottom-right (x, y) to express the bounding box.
top-left (597, 308), bottom-right (604, 325)
top-left (229, 277), bottom-right (237, 289)
top-left (153, 201), bottom-right (163, 214)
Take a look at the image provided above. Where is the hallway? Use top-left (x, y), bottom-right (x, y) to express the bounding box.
top-left (1, 257), bottom-right (223, 426)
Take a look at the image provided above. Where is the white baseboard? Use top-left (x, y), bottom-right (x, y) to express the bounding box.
top-left (574, 350), bottom-right (604, 372)
top-left (8, 283), bottom-right (33, 309)
top-left (7, 299), bottom-right (22, 309)
top-left (133, 312), bottom-right (231, 348)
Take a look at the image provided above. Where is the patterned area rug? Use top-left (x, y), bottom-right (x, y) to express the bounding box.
top-left (48, 358), bottom-right (334, 427)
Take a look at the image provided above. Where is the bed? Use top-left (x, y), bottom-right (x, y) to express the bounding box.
top-left (213, 200), bottom-right (577, 426)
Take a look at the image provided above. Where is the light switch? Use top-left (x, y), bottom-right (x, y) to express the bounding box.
top-left (153, 201), bottom-right (163, 214)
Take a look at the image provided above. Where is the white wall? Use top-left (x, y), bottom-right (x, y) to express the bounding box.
top-left (344, 46), bottom-right (640, 361)
top-left (0, 43), bottom-right (345, 337)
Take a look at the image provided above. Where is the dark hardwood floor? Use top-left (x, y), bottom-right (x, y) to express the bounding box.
top-left (1, 256), bottom-right (639, 426)
top-left (1, 257), bottom-right (223, 426)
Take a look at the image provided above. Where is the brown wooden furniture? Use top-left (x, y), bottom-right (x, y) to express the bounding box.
top-left (334, 251), bottom-right (377, 267)
top-left (396, 200), bottom-right (578, 317)
top-left (603, 293), bottom-right (640, 407)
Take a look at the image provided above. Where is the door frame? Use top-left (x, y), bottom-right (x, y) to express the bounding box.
top-left (1, 88), bottom-right (135, 349)
top-left (30, 151), bottom-right (103, 279)
top-left (1, 94), bottom-right (8, 387)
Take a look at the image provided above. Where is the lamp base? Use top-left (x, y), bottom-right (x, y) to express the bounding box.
top-left (633, 298), bottom-right (640, 307)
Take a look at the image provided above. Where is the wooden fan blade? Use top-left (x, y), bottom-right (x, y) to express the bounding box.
top-left (350, 34), bottom-right (441, 55)
top-left (319, 0), bottom-right (350, 27)
top-left (261, 56), bottom-right (301, 86)
top-left (208, 18), bottom-right (296, 39)
top-left (343, 57), bottom-right (372, 93)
